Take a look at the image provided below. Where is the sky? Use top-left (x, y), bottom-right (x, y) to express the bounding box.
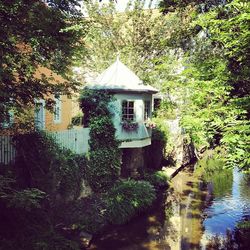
top-left (102, 0), bottom-right (160, 12)
top-left (81, 0), bottom-right (160, 14)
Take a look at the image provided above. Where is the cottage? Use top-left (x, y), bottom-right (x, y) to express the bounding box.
top-left (85, 58), bottom-right (158, 175)
top-left (85, 57), bottom-right (158, 147)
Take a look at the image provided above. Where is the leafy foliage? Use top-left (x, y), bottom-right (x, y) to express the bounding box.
top-left (144, 170), bottom-right (170, 189)
top-left (157, 0), bottom-right (250, 172)
top-left (0, 131), bottom-right (88, 249)
top-left (80, 90), bottom-right (121, 192)
top-left (0, 0), bottom-right (86, 129)
top-left (13, 131), bottom-right (86, 201)
top-left (105, 179), bottom-right (156, 225)
top-left (144, 118), bottom-right (170, 170)
top-left (65, 195), bottom-right (108, 234)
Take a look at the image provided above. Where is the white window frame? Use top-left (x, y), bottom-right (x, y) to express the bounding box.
top-left (122, 100), bottom-right (135, 121)
top-left (34, 99), bottom-right (45, 130)
top-left (54, 95), bottom-right (62, 124)
top-left (144, 100), bottom-right (151, 121)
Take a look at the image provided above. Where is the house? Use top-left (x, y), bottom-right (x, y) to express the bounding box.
top-left (1, 66), bottom-right (74, 133)
top-left (84, 58), bottom-right (158, 176)
top-left (0, 67), bottom-right (89, 164)
top-left (33, 67), bottom-right (73, 132)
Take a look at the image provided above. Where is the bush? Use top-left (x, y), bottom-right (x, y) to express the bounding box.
top-left (13, 132), bottom-right (87, 202)
top-left (105, 180), bottom-right (156, 225)
top-left (144, 170), bottom-right (169, 189)
top-left (65, 195), bottom-right (108, 234)
top-left (151, 118), bottom-right (169, 143)
top-left (86, 148), bottom-right (121, 192)
top-left (89, 116), bottom-right (119, 150)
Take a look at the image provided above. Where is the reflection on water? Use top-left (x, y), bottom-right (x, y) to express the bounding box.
top-left (90, 153), bottom-right (250, 249)
top-left (89, 193), bottom-right (172, 250)
top-left (203, 168), bottom-right (250, 238)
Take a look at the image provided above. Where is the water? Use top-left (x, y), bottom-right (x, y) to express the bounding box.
top-left (90, 158), bottom-right (250, 249)
top-left (202, 167), bottom-right (250, 242)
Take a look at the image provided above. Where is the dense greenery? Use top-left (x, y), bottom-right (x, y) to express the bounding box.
top-left (158, 0), bottom-right (249, 172)
top-left (144, 117), bottom-right (170, 169)
top-left (0, 0), bottom-right (86, 129)
top-left (80, 90), bottom-right (121, 192)
top-left (0, 132), bottom-right (87, 249)
top-left (144, 170), bottom-right (169, 189)
top-left (13, 132), bottom-right (86, 201)
top-left (65, 179), bottom-right (156, 234)
top-left (105, 179), bottom-right (156, 225)
top-left (195, 149), bottom-right (234, 197)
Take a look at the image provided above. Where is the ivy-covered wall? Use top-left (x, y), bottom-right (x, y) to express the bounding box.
top-left (80, 90), bottom-right (121, 192)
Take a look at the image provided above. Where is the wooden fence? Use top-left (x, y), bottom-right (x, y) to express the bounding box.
top-left (0, 128), bottom-right (90, 165)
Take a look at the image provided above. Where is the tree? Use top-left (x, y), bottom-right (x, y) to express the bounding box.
top-left (0, 0), bottom-right (87, 129)
top-left (79, 0), bottom-right (180, 88)
top-left (158, 0), bottom-right (250, 171)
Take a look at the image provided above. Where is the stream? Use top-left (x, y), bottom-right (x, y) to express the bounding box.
top-left (89, 156), bottom-right (250, 249)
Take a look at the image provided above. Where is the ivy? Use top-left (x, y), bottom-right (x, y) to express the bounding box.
top-left (80, 90), bottom-right (121, 192)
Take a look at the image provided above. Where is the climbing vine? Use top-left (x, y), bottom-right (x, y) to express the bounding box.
top-left (80, 90), bottom-right (121, 192)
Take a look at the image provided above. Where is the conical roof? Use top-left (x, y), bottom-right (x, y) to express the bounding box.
top-left (85, 58), bottom-right (158, 94)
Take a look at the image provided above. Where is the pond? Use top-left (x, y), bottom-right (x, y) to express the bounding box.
top-left (89, 154), bottom-right (250, 249)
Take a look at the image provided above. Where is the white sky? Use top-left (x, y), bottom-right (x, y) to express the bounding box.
top-left (80, 0), bottom-right (160, 14)
top-left (102, 0), bottom-right (160, 12)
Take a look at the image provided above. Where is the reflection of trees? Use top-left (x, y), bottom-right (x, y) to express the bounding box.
top-left (210, 169), bottom-right (233, 198)
top-left (239, 174), bottom-right (250, 201)
top-left (200, 155), bottom-right (233, 198)
top-left (206, 225), bottom-right (250, 250)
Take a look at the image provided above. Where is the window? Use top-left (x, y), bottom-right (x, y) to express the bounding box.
top-left (1, 110), bottom-right (14, 129)
top-left (35, 101), bottom-right (45, 130)
top-left (122, 100), bottom-right (135, 121)
top-left (144, 100), bottom-right (150, 120)
top-left (54, 95), bottom-right (61, 123)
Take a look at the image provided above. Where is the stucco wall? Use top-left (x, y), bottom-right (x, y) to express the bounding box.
top-left (34, 67), bottom-right (73, 132)
top-left (45, 95), bottom-right (72, 132)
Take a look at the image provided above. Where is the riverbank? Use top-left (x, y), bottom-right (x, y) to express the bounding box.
top-left (88, 152), bottom-right (250, 249)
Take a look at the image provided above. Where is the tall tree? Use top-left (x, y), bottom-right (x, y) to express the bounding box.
top-left (79, 0), bottom-right (181, 90)
top-left (159, 0), bottom-right (250, 172)
top-left (0, 0), bottom-right (87, 129)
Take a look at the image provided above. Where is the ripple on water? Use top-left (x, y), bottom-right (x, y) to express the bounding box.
top-left (203, 168), bottom-right (250, 236)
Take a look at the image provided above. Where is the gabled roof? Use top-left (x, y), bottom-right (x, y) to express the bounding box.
top-left (85, 58), bottom-right (158, 94)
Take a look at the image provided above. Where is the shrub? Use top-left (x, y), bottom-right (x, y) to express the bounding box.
top-left (86, 148), bottom-right (121, 192)
top-left (89, 116), bottom-right (119, 150)
top-left (13, 132), bottom-right (87, 202)
top-left (105, 179), bottom-right (156, 225)
top-left (65, 195), bottom-right (108, 234)
top-left (144, 170), bottom-right (169, 189)
top-left (151, 118), bottom-right (169, 143)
